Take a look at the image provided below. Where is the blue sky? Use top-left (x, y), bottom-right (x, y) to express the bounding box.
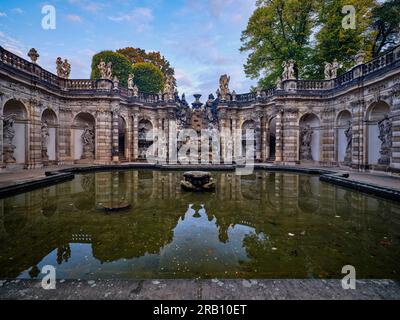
top-left (0, 0), bottom-right (256, 98)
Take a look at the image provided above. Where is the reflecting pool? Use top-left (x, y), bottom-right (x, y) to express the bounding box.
top-left (0, 170), bottom-right (399, 279)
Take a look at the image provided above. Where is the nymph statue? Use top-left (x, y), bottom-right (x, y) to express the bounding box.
top-left (300, 125), bottom-right (313, 161)
top-left (81, 125), bottom-right (95, 160)
top-left (2, 114), bottom-right (17, 163)
top-left (41, 121), bottom-right (50, 161)
top-left (219, 74), bottom-right (230, 99)
top-left (378, 115), bottom-right (392, 165)
top-left (128, 74), bottom-right (134, 90)
top-left (344, 120), bottom-right (352, 165)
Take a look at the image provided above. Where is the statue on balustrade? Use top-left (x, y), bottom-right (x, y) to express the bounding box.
top-left (81, 125), bottom-right (95, 160)
top-left (41, 121), bottom-right (50, 161)
top-left (163, 75), bottom-right (175, 100)
top-left (128, 74), bottom-right (134, 90)
top-left (106, 62), bottom-right (113, 80)
top-left (56, 57), bottom-right (71, 79)
top-left (2, 114), bottom-right (17, 163)
top-left (219, 74), bottom-right (231, 100)
top-left (300, 125), bottom-right (313, 161)
top-left (98, 59), bottom-right (112, 80)
top-left (282, 60), bottom-right (296, 80)
top-left (378, 115), bottom-right (392, 165)
top-left (324, 59), bottom-right (340, 80)
top-left (344, 120), bottom-right (352, 165)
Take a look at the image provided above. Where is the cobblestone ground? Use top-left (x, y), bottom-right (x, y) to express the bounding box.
top-left (0, 279), bottom-right (399, 300)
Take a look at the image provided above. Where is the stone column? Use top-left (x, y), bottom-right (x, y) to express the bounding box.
top-left (350, 100), bottom-right (364, 170)
top-left (111, 105), bottom-right (120, 163)
top-left (261, 116), bottom-right (267, 162)
top-left (391, 85), bottom-right (400, 171)
top-left (275, 108), bottom-right (283, 163)
top-left (58, 107), bottom-right (73, 164)
top-left (321, 107), bottom-right (335, 165)
top-left (281, 108), bottom-right (298, 164)
top-left (132, 114), bottom-right (138, 161)
top-left (95, 109), bottom-right (112, 164)
top-left (27, 99), bottom-right (42, 169)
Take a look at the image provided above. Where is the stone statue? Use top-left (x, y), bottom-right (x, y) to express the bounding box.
top-left (41, 121), bottom-right (50, 161)
top-left (163, 75), bottom-right (175, 100)
top-left (105, 62), bottom-right (113, 80)
top-left (287, 60), bottom-right (296, 80)
top-left (282, 60), bottom-right (296, 80)
top-left (300, 125), bottom-right (313, 161)
top-left (324, 62), bottom-right (332, 80)
top-left (56, 57), bottom-right (71, 79)
top-left (81, 125), bottom-right (95, 160)
top-left (2, 114), bottom-right (17, 163)
top-left (331, 59), bottom-right (339, 79)
top-left (344, 120), bottom-right (352, 165)
top-left (355, 51), bottom-right (366, 65)
top-left (276, 77), bottom-right (283, 90)
top-left (132, 85), bottom-right (139, 97)
top-left (28, 48), bottom-right (39, 64)
top-left (63, 59), bottom-right (71, 79)
top-left (219, 74), bottom-right (230, 99)
top-left (128, 74), bottom-right (134, 90)
top-left (97, 59), bottom-right (108, 79)
top-left (56, 57), bottom-right (63, 77)
top-left (378, 115), bottom-right (392, 165)
top-left (112, 76), bottom-right (119, 90)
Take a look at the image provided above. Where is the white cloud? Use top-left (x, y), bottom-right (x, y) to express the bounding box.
top-left (12, 8), bottom-right (23, 14)
top-left (0, 31), bottom-right (26, 57)
top-left (66, 14), bottom-right (82, 23)
top-left (108, 7), bottom-right (153, 32)
top-left (68, 0), bottom-right (106, 13)
top-left (0, 12), bottom-right (7, 17)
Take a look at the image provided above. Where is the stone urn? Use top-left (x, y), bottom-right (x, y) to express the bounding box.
top-left (181, 171), bottom-right (215, 192)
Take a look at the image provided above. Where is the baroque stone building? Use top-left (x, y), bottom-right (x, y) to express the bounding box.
top-left (0, 45), bottom-right (399, 172)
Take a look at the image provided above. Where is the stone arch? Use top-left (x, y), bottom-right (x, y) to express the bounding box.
top-left (41, 108), bottom-right (58, 162)
top-left (366, 101), bottom-right (391, 165)
top-left (299, 113), bottom-right (321, 162)
top-left (72, 112), bottom-right (96, 162)
top-left (335, 110), bottom-right (352, 164)
top-left (138, 119), bottom-right (154, 160)
top-left (2, 99), bottom-right (29, 165)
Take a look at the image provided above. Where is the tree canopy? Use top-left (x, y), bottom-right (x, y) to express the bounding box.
top-left (131, 62), bottom-right (164, 94)
top-left (90, 51), bottom-right (134, 87)
top-left (241, 0), bottom-right (399, 88)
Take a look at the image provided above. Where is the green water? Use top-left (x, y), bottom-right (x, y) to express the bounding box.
top-left (0, 170), bottom-right (399, 280)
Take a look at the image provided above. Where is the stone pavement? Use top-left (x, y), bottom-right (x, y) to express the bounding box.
top-left (0, 279), bottom-right (399, 300)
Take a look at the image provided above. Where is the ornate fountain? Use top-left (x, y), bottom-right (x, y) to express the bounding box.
top-left (181, 171), bottom-right (215, 192)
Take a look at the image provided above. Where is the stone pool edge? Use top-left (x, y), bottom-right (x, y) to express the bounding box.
top-left (0, 279), bottom-right (399, 300)
top-left (0, 164), bottom-right (399, 202)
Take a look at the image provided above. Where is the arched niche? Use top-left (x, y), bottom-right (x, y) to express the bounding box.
top-left (299, 113), bottom-right (321, 162)
top-left (72, 112), bottom-right (96, 161)
top-left (2, 99), bottom-right (28, 165)
top-left (366, 101), bottom-right (390, 165)
top-left (268, 117), bottom-right (276, 161)
top-left (118, 116), bottom-right (128, 160)
top-left (241, 120), bottom-right (256, 158)
top-left (336, 110), bottom-right (352, 164)
top-left (138, 119), bottom-right (153, 160)
top-left (41, 109), bottom-right (58, 162)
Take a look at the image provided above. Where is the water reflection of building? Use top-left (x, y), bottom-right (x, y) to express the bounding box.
top-left (0, 170), bottom-right (399, 278)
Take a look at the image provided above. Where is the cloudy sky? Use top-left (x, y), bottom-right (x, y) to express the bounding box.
top-left (0, 0), bottom-right (256, 100)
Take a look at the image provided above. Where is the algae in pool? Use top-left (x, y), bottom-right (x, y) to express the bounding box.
top-left (0, 170), bottom-right (399, 280)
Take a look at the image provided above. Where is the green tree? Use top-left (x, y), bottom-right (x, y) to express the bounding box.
top-left (90, 51), bottom-right (134, 87)
top-left (310, 0), bottom-right (377, 78)
top-left (117, 47), bottom-right (176, 85)
top-left (240, 0), bottom-right (318, 88)
top-left (131, 62), bottom-right (164, 93)
top-left (370, 0), bottom-right (400, 57)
